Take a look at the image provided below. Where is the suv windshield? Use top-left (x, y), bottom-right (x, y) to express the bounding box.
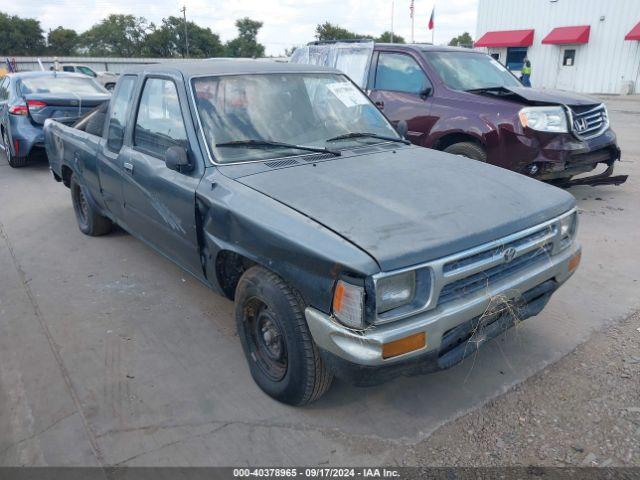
top-left (192, 73), bottom-right (399, 164)
top-left (19, 75), bottom-right (107, 95)
top-left (426, 51), bottom-right (522, 91)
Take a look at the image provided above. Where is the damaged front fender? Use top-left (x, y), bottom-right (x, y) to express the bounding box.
top-left (195, 169), bottom-right (380, 313)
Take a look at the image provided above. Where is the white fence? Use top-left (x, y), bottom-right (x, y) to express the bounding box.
top-left (2, 56), bottom-right (197, 74)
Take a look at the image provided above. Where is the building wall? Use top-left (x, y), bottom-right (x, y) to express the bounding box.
top-left (476, 0), bottom-right (640, 94)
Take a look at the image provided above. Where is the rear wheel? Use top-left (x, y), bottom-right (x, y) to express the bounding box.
top-left (70, 174), bottom-right (112, 236)
top-left (235, 266), bottom-right (333, 405)
top-left (443, 142), bottom-right (487, 162)
top-left (2, 129), bottom-right (26, 168)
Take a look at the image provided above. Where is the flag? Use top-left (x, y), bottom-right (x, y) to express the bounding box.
top-left (410, 0), bottom-right (414, 18)
top-left (428, 6), bottom-right (435, 30)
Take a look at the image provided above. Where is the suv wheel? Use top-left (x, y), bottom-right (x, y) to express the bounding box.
top-left (443, 142), bottom-right (487, 162)
top-left (2, 130), bottom-right (27, 168)
top-left (70, 174), bottom-right (112, 236)
top-left (235, 266), bottom-right (333, 405)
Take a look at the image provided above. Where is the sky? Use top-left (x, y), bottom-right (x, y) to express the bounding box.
top-left (4, 0), bottom-right (479, 56)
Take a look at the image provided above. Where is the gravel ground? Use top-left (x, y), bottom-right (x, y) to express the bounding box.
top-left (403, 310), bottom-right (640, 466)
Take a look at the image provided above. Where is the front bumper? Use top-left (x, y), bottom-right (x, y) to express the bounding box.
top-left (502, 127), bottom-right (626, 185)
top-left (305, 241), bottom-right (581, 385)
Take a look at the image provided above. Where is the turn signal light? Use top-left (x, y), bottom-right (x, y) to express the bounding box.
top-left (382, 332), bottom-right (426, 359)
top-left (568, 251), bottom-right (581, 273)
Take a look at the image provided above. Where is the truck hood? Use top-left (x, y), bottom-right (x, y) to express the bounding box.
top-left (235, 147), bottom-right (575, 271)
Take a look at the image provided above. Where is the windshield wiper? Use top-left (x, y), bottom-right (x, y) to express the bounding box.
top-left (326, 132), bottom-right (410, 145)
top-left (215, 139), bottom-right (340, 156)
top-left (465, 86), bottom-right (511, 94)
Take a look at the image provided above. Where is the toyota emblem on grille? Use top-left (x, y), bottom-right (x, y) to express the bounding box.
top-left (503, 247), bottom-right (517, 263)
top-left (574, 117), bottom-right (588, 132)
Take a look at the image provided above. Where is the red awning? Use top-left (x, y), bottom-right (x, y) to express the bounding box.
top-left (626, 21), bottom-right (640, 40)
top-left (475, 29), bottom-right (534, 48)
top-left (542, 25), bottom-right (590, 45)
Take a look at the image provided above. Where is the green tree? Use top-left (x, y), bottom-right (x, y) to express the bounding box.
top-left (80, 14), bottom-right (151, 57)
top-left (376, 31), bottom-right (405, 43)
top-left (144, 16), bottom-right (223, 58)
top-left (314, 22), bottom-right (372, 41)
top-left (47, 27), bottom-right (79, 55)
top-left (448, 32), bottom-right (473, 48)
top-left (224, 18), bottom-right (265, 58)
top-left (0, 11), bottom-right (46, 55)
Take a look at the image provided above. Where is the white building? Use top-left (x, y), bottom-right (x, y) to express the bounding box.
top-left (475, 0), bottom-right (640, 94)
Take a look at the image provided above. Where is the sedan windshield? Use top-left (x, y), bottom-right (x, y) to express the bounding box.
top-left (192, 73), bottom-right (400, 164)
top-left (426, 51), bottom-right (522, 91)
top-left (18, 76), bottom-right (107, 95)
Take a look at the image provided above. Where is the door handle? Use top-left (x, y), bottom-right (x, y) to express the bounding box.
top-left (375, 100), bottom-right (384, 109)
top-left (123, 162), bottom-right (134, 174)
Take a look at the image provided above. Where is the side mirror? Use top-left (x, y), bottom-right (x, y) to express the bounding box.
top-left (419, 86), bottom-right (432, 99)
top-left (165, 146), bottom-right (191, 172)
top-left (396, 120), bottom-right (408, 139)
top-left (106, 123), bottom-right (124, 151)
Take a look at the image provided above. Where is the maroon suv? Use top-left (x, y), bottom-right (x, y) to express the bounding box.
top-left (295, 43), bottom-right (626, 186)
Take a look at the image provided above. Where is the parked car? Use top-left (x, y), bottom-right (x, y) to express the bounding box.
top-left (0, 71), bottom-right (110, 167)
top-left (291, 42), bottom-right (627, 187)
top-left (56, 63), bottom-right (119, 91)
top-left (45, 61), bottom-right (581, 405)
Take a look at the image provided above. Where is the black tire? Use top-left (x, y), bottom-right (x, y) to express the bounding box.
top-left (70, 174), bottom-right (112, 236)
top-left (235, 266), bottom-right (333, 405)
top-left (105, 83), bottom-right (116, 91)
top-left (2, 129), bottom-right (27, 168)
top-left (443, 142), bottom-right (487, 162)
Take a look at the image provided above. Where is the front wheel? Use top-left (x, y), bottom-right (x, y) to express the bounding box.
top-left (443, 142), bottom-right (487, 162)
top-left (70, 174), bottom-right (112, 236)
top-left (235, 266), bottom-right (333, 405)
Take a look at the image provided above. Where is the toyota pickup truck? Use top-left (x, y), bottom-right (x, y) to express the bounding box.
top-left (291, 42), bottom-right (627, 187)
top-left (44, 60), bottom-right (582, 405)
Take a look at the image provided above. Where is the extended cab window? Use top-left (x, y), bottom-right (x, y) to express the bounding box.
top-left (134, 78), bottom-right (188, 158)
top-left (106, 75), bottom-right (136, 151)
top-left (374, 53), bottom-right (431, 94)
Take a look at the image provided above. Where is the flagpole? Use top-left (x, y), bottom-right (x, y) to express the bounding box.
top-left (431, 5), bottom-right (435, 44)
top-left (411, 15), bottom-right (415, 43)
top-left (390, 0), bottom-right (394, 43)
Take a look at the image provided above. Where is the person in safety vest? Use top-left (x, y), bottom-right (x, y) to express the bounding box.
top-left (521, 59), bottom-right (532, 87)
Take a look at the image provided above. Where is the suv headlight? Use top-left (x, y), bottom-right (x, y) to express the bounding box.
top-left (519, 106), bottom-right (568, 133)
top-left (376, 270), bottom-right (416, 314)
top-left (559, 211), bottom-right (578, 250)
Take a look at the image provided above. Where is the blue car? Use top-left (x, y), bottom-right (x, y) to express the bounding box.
top-left (0, 71), bottom-right (110, 168)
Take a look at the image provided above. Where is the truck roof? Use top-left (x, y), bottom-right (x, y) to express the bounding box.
top-left (123, 59), bottom-right (341, 77)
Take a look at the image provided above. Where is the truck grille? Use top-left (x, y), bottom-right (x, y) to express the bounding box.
top-left (438, 224), bottom-right (556, 306)
top-left (571, 104), bottom-right (608, 140)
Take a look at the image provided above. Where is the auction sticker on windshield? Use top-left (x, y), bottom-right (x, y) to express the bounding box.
top-left (327, 82), bottom-right (370, 108)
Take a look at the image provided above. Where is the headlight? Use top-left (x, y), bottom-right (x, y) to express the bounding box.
top-left (332, 280), bottom-right (364, 329)
top-left (375, 270), bottom-right (416, 314)
top-left (519, 106), bottom-right (568, 133)
top-left (559, 211), bottom-right (578, 249)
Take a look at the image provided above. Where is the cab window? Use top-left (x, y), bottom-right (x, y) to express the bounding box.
top-left (134, 78), bottom-right (188, 159)
top-left (78, 66), bottom-right (97, 77)
top-left (374, 52), bottom-right (431, 94)
top-left (106, 75), bottom-right (136, 151)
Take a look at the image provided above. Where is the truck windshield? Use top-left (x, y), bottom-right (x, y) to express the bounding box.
top-left (426, 51), bottom-right (522, 91)
top-left (192, 73), bottom-right (400, 164)
top-left (19, 76), bottom-right (107, 95)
